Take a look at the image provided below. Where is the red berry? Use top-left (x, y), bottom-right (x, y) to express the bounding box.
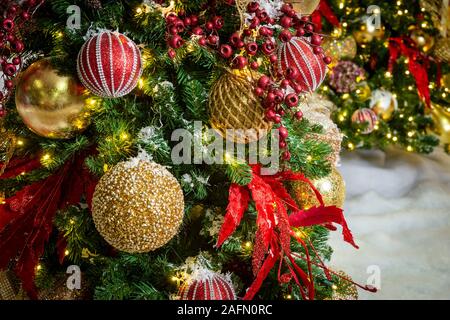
top-left (259, 26), bottom-right (273, 37)
top-left (305, 24), bottom-right (314, 33)
top-left (279, 126), bottom-right (289, 139)
top-left (250, 61), bottom-right (259, 69)
top-left (279, 140), bottom-right (287, 149)
top-left (212, 16), bottom-right (224, 30)
top-left (311, 34), bottom-right (322, 45)
top-left (266, 109), bottom-right (276, 120)
top-left (323, 56), bottom-right (332, 64)
top-left (280, 16), bottom-right (293, 28)
top-left (250, 16), bottom-right (260, 29)
top-left (282, 151), bottom-right (291, 161)
top-left (169, 35), bottom-right (184, 48)
top-left (12, 57), bottom-right (21, 65)
top-left (184, 17), bottom-right (192, 26)
top-left (5, 80), bottom-right (14, 89)
top-left (285, 66), bottom-right (299, 80)
top-left (296, 28), bottom-right (305, 37)
top-left (266, 92), bottom-right (276, 103)
top-left (11, 40), bottom-right (24, 53)
top-left (281, 79), bottom-right (290, 89)
top-left (233, 56), bottom-right (248, 69)
top-left (274, 115), bottom-right (282, 124)
top-left (230, 32), bottom-right (241, 47)
top-left (279, 29), bottom-right (293, 42)
top-left (2, 18), bottom-right (15, 31)
top-left (3, 63), bottom-right (16, 76)
top-left (207, 35), bottom-right (219, 46)
top-left (285, 93), bottom-right (299, 108)
top-left (220, 44), bottom-right (233, 58)
top-left (255, 87), bottom-right (265, 96)
top-left (261, 40), bottom-right (275, 55)
top-left (258, 76), bottom-right (271, 89)
top-left (247, 2), bottom-right (260, 12)
top-left (246, 42), bottom-right (258, 55)
top-left (198, 37), bottom-right (207, 46)
top-left (205, 21), bottom-right (214, 30)
top-left (168, 49), bottom-right (176, 59)
top-left (313, 46), bottom-right (323, 54)
top-left (192, 26), bottom-right (203, 35)
top-left (294, 111), bottom-right (303, 120)
top-left (269, 54), bottom-right (277, 64)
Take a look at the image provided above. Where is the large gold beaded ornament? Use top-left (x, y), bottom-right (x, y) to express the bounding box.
top-left (209, 70), bottom-right (272, 144)
top-left (290, 167), bottom-right (346, 209)
top-left (15, 58), bottom-right (92, 139)
top-left (92, 159), bottom-right (185, 253)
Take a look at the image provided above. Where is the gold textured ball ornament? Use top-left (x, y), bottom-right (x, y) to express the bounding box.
top-left (290, 167), bottom-right (346, 210)
top-left (15, 58), bottom-right (92, 139)
top-left (209, 70), bottom-right (272, 144)
top-left (370, 89), bottom-right (398, 121)
top-left (427, 103), bottom-right (450, 145)
top-left (355, 81), bottom-right (372, 102)
top-left (409, 26), bottom-right (435, 53)
top-left (92, 159), bottom-right (185, 253)
top-left (285, 0), bottom-right (320, 15)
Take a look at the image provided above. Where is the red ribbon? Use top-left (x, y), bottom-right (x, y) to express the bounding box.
top-left (0, 151), bottom-right (98, 299)
top-left (311, 0), bottom-right (340, 31)
top-left (216, 165), bottom-right (363, 300)
top-left (388, 37), bottom-right (431, 108)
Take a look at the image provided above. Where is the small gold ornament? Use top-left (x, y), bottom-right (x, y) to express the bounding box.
top-left (331, 271), bottom-right (359, 300)
top-left (353, 23), bottom-right (385, 45)
top-left (290, 167), bottom-right (346, 209)
top-left (427, 103), bottom-right (450, 145)
top-left (370, 89), bottom-right (398, 121)
top-left (209, 70), bottom-right (272, 144)
top-left (286, 0), bottom-right (320, 15)
top-left (92, 158), bottom-right (185, 253)
top-left (441, 73), bottom-right (450, 88)
top-left (355, 82), bottom-right (372, 102)
top-left (15, 58), bottom-right (92, 139)
top-left (409, 26), bottom-right (435, 53)
top-left (322, 36), bottom-right (357, 66)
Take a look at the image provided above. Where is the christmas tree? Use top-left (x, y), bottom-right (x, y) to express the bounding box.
top-left (315, 0), bottom-right (449, 154)
top-left (0, 0), bottom-right (380, 301)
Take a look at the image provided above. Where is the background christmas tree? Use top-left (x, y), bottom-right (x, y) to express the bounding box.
top-left (315, 0), bottom-right (449, 154)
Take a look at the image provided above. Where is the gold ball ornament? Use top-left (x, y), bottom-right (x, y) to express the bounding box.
top-left (355, 82), bottom-right (372, 102)
top-left (441, 73), bottom-right (450, 89)
top-left (427, 103), bottom-right (450, 145)
top-left (331, 271), bottom-right (359, 300)
top-left (92, 159), bottom-right (185, 253)
top-left (286, 0), bottom-right (320, 15)
top-left (209, 70), bottom-right (272, 144)
top-left (15, 58), bottom-right (92, 139)
top-left (370, 89), bottom-right (398, 121)
top-left (290, 167), bottom-right (346, 210)
top-left (409, 26), bottom-right (435, 53)
top-left (353, 23), bottom-right (385, 45)
top-left (322, 36), bottom-right (358, 65)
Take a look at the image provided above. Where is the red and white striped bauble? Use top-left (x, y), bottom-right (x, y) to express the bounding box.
top-left (277, 37), bottom-right (326, 93)
top-left (351, 108), bottom-right (378, 134)
top-left (178, 269), bottom-right (236, 300)
top-left (77, 31), bottom-right (142, 98)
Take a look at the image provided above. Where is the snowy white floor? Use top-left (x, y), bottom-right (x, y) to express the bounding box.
top-left (328, 148), bottom-right (450, 300)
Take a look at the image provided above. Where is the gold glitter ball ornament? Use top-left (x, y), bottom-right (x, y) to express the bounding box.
top-left (409, 26), bottom-right (435, 53)
top-left (331, 270), bottom-right (359, 300)
top-left (209, 70), bottom-right (272, 144)
top-left (92, 159), bottom-right (185, 253)
top-left (427, 103), bottom-right (450, 145)
top-left (290, 167), bottom-right (346, 209)
top-left (15, 58), bottom-right (92, 139)
top-left (370, 89), bottom-right (398, 121)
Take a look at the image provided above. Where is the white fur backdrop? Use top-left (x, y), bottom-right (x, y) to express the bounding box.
top-left (329, 148), bottom-right (450, 300)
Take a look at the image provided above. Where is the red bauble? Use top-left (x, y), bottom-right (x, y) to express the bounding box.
top-left (277, 37), bottom-right (326, 93)
top-left (351, 108), bottom-right (378, 134)
top-left (77, 31), bottom-right (142, 98)
top-left (178, 270), bottom-right (236, 300)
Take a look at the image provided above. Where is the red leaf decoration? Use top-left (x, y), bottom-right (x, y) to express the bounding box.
top-left (289, 206), bottom-right (359, 249)
top-left (216, 184), bottom-right (250, 248)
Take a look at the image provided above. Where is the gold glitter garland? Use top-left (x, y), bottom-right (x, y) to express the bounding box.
top-left (92, 159), bottom-right (185, 253)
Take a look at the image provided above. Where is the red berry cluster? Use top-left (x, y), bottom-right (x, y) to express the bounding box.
top-left (163, 1), bottom-right (331, 161)
top-left (0, 0), bottom-right (44, 116)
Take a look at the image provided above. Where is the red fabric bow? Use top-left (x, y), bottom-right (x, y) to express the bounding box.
top-left (216, 166), bottom-right (360, 300)
top-left (388, 37), bottom-right (431, 108)
top-left (0, 151), bottom-right (98, 299)
top-left (311, 0), bottom-right (340, 32)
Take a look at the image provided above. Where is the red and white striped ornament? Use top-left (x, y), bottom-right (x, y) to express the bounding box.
top-left (77, 31), bottom-right (142, 98)
top-left (178, 269), bottom-right (236, 300)
top-left (351, 108), bottom-right (378, 134)
top-left (277, 37), bottom-right (326, 93)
